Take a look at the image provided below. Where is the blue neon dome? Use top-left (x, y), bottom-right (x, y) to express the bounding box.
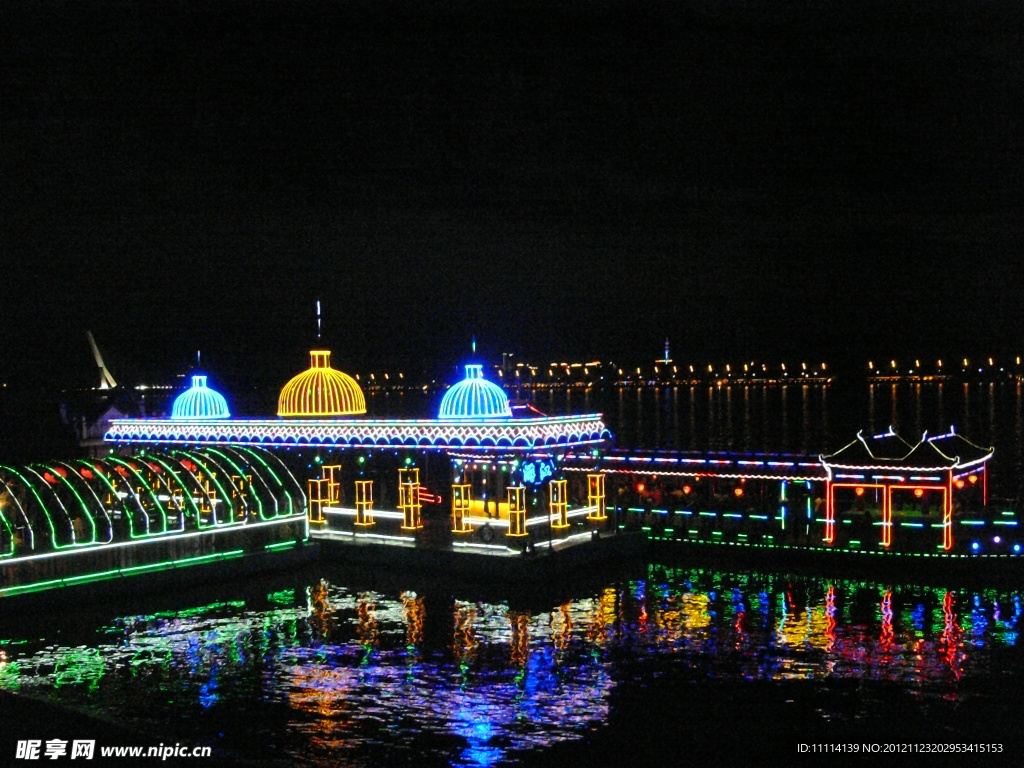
top-left (171, 375), bottom-right (231, 420)
top-left (438, 364), bottom-right (512, 419)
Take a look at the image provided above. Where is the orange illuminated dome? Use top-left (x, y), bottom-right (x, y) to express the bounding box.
top-left (278, 350), bottom-right (366, 417)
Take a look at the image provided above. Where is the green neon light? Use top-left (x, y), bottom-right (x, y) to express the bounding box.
top-left (190, 448), bottom-right (261, 522)
top-left (205, 447), bottom-right (270, 520)
top-left (33, 463), bottom-right (98, 545)
top-left (137, 453), bottom-right (201, 524)
top-left (1, 463), bottom-right (65, 551)
top-left (172, 449), bottom-right (239, 527)
top-left (264, 541), bottom-right (297, 551)
top-left (57, 461), bottom-right (113, 543)
top-left (0, 549), bottom-right (247, 598)
top-left (108, 456), bottom-right (172, 537)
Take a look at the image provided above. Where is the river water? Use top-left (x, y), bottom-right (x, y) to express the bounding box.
top-left (2, 381), bottom-right (1023, 765)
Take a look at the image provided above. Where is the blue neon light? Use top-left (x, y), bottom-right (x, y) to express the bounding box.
top-left (438, 364), bottom-right (512, 419)
top-left (170, 375), bottom-right (231, 420)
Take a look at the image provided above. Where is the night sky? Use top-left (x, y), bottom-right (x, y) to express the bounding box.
top-left (3, 0), bottom-right (1021, 389)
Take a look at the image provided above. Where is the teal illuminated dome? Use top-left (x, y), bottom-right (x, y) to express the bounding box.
top-left (170, 375), bottom-right (231, 420)
top-left (438, 364), bottom-right (512, 419)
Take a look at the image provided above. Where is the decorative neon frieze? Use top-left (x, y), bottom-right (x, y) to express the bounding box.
top-left (105, 414), bottom-right (610, 451)
top-left (171, 375), bottom-right (231, 420)
top-left (438, 364), bottom-right (512, 419)
top-left (279, 350), bottom-right (367, 417)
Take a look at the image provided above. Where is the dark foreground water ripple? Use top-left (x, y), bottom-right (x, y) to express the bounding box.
top-left (3, 562), bottom-right (1024, 766)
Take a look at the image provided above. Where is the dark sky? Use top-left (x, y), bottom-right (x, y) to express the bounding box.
top-left (3, 0), bottom-right (1021, 389)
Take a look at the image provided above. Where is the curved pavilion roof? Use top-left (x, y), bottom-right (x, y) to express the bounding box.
top-left (820, 426), bottom-right (993, 472)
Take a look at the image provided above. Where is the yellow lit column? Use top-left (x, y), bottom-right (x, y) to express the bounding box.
top-left (307, 477), bottom-right (328, 524)
top-left (355, 480), bottom-right (374, 527)
top-left (550, 479), bottom-right (569, 530)
top-left (399, 468), bottom-right (422, 530)
top-left (323, 465), bottom-right (342, 504)
top-left (587, 473), bottom-right (607, 521)
top-left (507, 486), bottom-right (527, 537)
top-left (452, 483), bottom-right (472, 533)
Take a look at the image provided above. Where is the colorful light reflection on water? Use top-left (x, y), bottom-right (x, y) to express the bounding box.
top-left (1, 566), bottom-right (1021, 765)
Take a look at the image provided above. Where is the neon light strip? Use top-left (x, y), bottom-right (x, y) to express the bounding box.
top-left (458, 516), bottom-right (511, 528)
top-left (453, 541), bottom-right (516, 553)
top-left (323, 507), bottom-right (405, 521)
top-left (353, 532), bottom-right (415, 544)
top-left (0, 549), bottom-right (250, 598)
top-left (533, 531), bottom-right (594, 548)
top-left (0, 515), bottom-right (305, 566)
top-left (264, 541), bottom-right (297, 551)
top-left (563, 467), bottom-right (823, 481)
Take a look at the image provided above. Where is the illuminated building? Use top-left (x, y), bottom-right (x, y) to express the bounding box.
top-left (820, 427), bottom-right (993, 551)
top-left (563, 426), bottom-right (1007, 567)
top-left (106, 353), bottom-right (612, 555)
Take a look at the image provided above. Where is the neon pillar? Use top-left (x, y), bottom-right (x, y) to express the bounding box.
top-left (451, 484), bottom-right (472, 533)
top-left (507, 486), bottom-right (527, 537)
top-left (355, 480), bottom-right (374, 527)
top-left (549, 479), bottom-right (569, 530)
top-left (587, 473), bottom-right (606, 521)
top-left (398, 468), bottom-right (422, 531)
